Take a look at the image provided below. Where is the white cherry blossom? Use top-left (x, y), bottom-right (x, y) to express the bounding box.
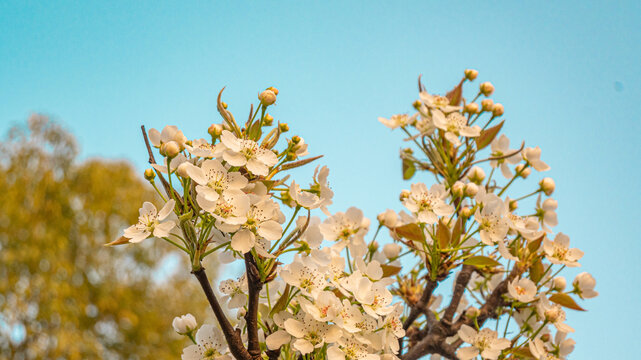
top-left (490, 134), bottom-right (521, 178)
top-left (522, 147), bottom-right (550, 172)
top-left (123, 200), bottom-right (176, 243)
top-left (457, 325), bottom-right (510, 360)
top-left (507, 277), bottom-right (537, 303)
top-left (403, 183), bottom-right (454, 224)
top-left (573, 272), bottom-right (598, 299)
top-left (283, 314), bottom-right (342, 355)
top-left (220, 130), bottom-right (278, 176)
top-left (433, 112), bottom-right (481, 146)
top-left (181, 324), bottom-right (231, 360)
top-left (543, 233), bottom-right (583, 267)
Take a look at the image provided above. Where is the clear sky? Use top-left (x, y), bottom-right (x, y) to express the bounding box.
top-left (1, 1), bottom-right (639, 358)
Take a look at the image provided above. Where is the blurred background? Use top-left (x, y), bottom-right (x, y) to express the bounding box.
top-left (1, 1), bottom-right (639, 359)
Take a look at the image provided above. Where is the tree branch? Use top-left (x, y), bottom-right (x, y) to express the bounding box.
top-left (192, 268), bottom-right (251, 360)
top-left (403, 278), bottom-right (438, 330)
top-left (244, 253), bottom-right (263, 359)
top-left (442, 265), bottom-right (474, 322)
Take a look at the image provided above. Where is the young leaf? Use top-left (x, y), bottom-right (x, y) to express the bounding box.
top-left (394, 223), bottom-right (425, 242)
top-left (269, 284), bottom-right (291, 316)
top-left (463, 255), bottom-right (501, 268)
top-left (530, 258), bottom-right (544, 283)
top-left (437, 220), bottom-right (451, 249)
top-left (451, 217), bottom-right (463, 246)
top-left (280, 155), bottom-right (323, 171)
top-left (402, 158), bottom-right (416, 180)
top-left (446, 79), bottom-right (464, 106)
top-left (475, 120), bottom-right (504, 150)
top-left (381, 265), bottom-right (402, 277)
top-left (527, 235), bottom-right (544, 254)
top-left (549, 293), bottom-right (586, 311)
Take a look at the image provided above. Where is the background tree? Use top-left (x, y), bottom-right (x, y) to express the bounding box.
top-left (0, 115), bottom-right (216, 359)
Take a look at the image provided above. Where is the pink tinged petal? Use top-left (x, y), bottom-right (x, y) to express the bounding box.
top-left (569, 248), bottom-right (584, 261)
top-left (345, 207), bottom-right (364, 223)
top-left (246, 158), bottom-right (269, 176)
top-left (456, 346), bottom-right (479, 360)
top-left (158, 199), bottom-right (176, 220)
top-left (186, 164), bottom-right (208, 185)
top-left (223, 150), bottom-right (247, 167)
top-left (148, 128), bottom-right (161, 147)
top-left (544, 212), bottom-right (558, 227)
top-left (418, 211), bottom-right (437, 224)
top-left (231, 229), bottom-right (255, 253)
top-left (458, 324), bottom-right (477, 343)
top-left (293, 339), bottom-right (314, 355)
top-left (266, 330), bottom-right (291, 350)
top-left (220, 130), bottom-right (241, 152)
top-left (153, 221), bottom-right (175, 237)
top-left (283, 319), bottom-right (306, 338)
top-left (257, 220), bottom-right (283, 241)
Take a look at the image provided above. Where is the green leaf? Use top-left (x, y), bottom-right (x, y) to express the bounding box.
top-left (247, 120), bottom-right (262, 141)
top-left (402, 158), bottom-right (416, 180)
top-left (269, 284), bottom-right (291, 316)
top-left (381, 265), bottom-right (402, 277)
top-left (463, 255), bottom-right (501, 268)
top-left (451, 217), bottom-right (463, 246)
top-left (549, 293), bottom-right (586, 311)
top-left (530, 259), bottom-right (544, 283)
top-left (475, 120), bottom-right (504, 150)
top-left (446, 80), bottom-right (464, 106)
top-left (394, 223), bottom-right (425, 242)
top-left (527, 235), bottom-right (544, 254)
top-left (280, 155), bottom-right (324, 171)
top-left (437, 220), bottom-right (451, 249)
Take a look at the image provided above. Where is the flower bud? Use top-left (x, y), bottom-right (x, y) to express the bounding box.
top-left (481, 99), bottom-right (494, 112)
top-left (573, 272), bottom-right (598, 299)
top-left (221, 101), bottom-right (228, 109)
top-left (552, 276), bottom-right (566, 291)
top-left (461, 206), bottom-right (473, 218)
top-left (377, 209), bottom-right (398, 228)
top-left (468, 166), bottom-right (486, 184)
top-left (464, 102), bottom-right (479, 114)
top-left (176, 162), bottom-right (191, 178)
top-left (368, 241), bottom-right (379, 253)
top-left (452, 181), bottom-right (465, 197)
top-left (263, 114), bottom-right (274, 126)
top-left (509, 199), bottom-right (518, 212)
top-left (208, 123), bottom-right (223, 138)
top-left (399, 190), bottom-right (410, 201)
top-left (515, 164), bottom-right (531, 178)
top-left (540, 333), bottom-right (551, 342)
top-left (539, 177), bottom-right (555, 196)
top-left (465, 307), bottom-right (480, 319)
top-left (144, 168), bottom-right (156, 181)
top-left (160, 141), bottom-right (180, 158)
top-left (267, 86), bottom-right (279, 95)
top-left (464, 69), bottom-right (478, 81)
top-left (383, 243), bottom-right (402, 259)
top-left (491, 103), bottom-right (504, 117)
top-left (480, 82), bottom-right (495, 96)
top-left (172, 314), bottom-right (197, 334)
top-left (291, 135), bottom-right (301, 144)
top-left (279, 123), bottom-right (289, 132)
top-left (258, 89), bottom-right (277, 106)
top-left (413, 100), bottom-right (422, 110)
top-left (464, 183), bottom-right (479, 197)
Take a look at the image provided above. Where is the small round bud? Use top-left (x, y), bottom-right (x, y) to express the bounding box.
top-left (464, 183), bottom-right (479, 197)
top-left (515, 164), bottom-right (531, 178)
top-left (263, 114), bottom-right (274, 126)
top-left (461, 206), bottom-right (473, 218)
top-left (539, 177), bottom-right (555, 196)
top-left (160, 141), bottom-right (181, 158)
top-left (176, 162), bottom-right (191, 178)
top-left (383, 243), bottom-right (402, 259)
top-left (452, 181), bottom-right (465, 197)
top-left (464, 69), bottom-right (479, 81)
top-left (258, 89), bottom-right (277, 106)
top-left (291, 135), bottom-right (301, 144)
top-left (279, 123), bottom-right (289, 132)
top-left (403, 147), bottom-right (414, 155)
top-left (509, 199), bottom-right (518, 212)
top-left (172, 314), bottom-right (197, 335)
top-left (368, 241), bottom-right (379, 253)
top-left (540, 333), bottom-right (551, 342)
top-left (552, 276), bottom-right (567, 291)
top-left (377, 209), bottom-right (398, 228)
top-left (491, 103), bottom-right (504, 117)
top-left (468, 166), bottom-right (486, 184)
top-left (465, 307), bottom-right (480, 319)
top-left (464, 102), bottom-right (479, 114)
top-left (267, 86), bottom-right (279, 95)
top-left (221, 101), bottom-right (228, 109)
top-left (144, 168), bottom-right (156, 181)
top-left (399, 190), bottom-right (410, 201)
top-left (481, 99), bottom-right (494, 112)
top-left (480, 82), bottom-right (495, 96)
top-left (286, 152), bottom-right (296, 161)
top-left (413, 100), bottom-right (422, 110)
top-left (208, 123), bottom-right (223, 138)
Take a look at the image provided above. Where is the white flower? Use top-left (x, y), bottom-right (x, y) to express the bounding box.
top-left (382, 243), bottom-right (401, 259)
top-left (199, 190), bottom-right (250, 227)
top-left (299, 291), bottom-right (341, 322)
top-left (231, 195), bottom-right (283, 254)
top-left (506, 213), bottom-right (543, 240)
top-left (187, 159), bottom-right (248, 205)
top-left (378, 305), bottom-right (405, 353)
top-left (341, 272), bottom-right (393, 319)
top-left (474, 197), bottom-right (509, 245)
top-left (522, 147), bottom-right (550, 172)
top-left (181, 324), bottom-right (230, 360)
top-left (490, 134), bottom-right (521, 179)
top-left (185, 138), bottom-right (224, 158)
top-left (289, 166), bottom-right (334, 214)
top-left (433, 112), bottom-right (480, 147)
top-left (219, 276), bottom-right (248, 309)
top-left (419, 92), bottom-right (460, 113)
top-left (543, 233), bottom-right (583, 267)
top-left (573, 272), bottom-right (598, 299)
top-left (152, 153), bottom-right (189, 174)
top-left (536, 195), bottom-right (558, 232)
top-left (507, 277), bottom-right (537, 303)
top-left (537, 297), bottom-right (574, 333)
top-left (378, 113), bottom-right (417, 129)
top-left (220, 130), bottom-right (278, 176)
top-left (328, 334), bottom-right (379, 360)
top-left (319, 207), bottom-right (370, 244)
top-left (403, 183), bottom-right (454, 224)
top-left (172, 313), bottom-right (197, 334)
top-left (280, 257), bottom-right (326, 297)
top-left (528, 338), bottom-right (558, 360)
top-left (149, 125), bottom-right (187, 148)
top-left (457, 325), bottom-right (510, 360)
top-left (123, 200), bottom-right (176, 243)
top-left (283, 314), bottom-right (342, 355)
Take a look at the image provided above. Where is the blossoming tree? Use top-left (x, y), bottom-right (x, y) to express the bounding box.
top-left (110, 70), bottom-right (598, 360)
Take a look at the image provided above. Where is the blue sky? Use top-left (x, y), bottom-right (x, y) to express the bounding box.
top-left (1, 1), bottom-right (639, 358)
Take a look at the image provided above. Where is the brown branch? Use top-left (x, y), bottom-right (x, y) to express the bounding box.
top-left (192, 268), bottom-right (251, 360)
top-left (244, 253), bottom-right (263, 359)
top-left (402, 325), bottom-right (459, 360)
top-left (403, 278), bottom-right (438, 330)
top-left (442, 265), bottom-right (474, 322)
top-left (266, 349), bottom-right (281, 360)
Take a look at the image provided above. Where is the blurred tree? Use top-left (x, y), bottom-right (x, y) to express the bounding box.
top-left (0, 115), bottom-right (214, 359)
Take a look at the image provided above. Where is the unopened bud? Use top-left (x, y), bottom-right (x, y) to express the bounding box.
top-left (480, 82), bottom-right (495, 96)
top-left (400, 190), bottom-right (410, 201)
top-left (492, 103), bottom-right (504, 117)
top-left (552, 276), bottom-right (567, 291)
top-left (403, 148), bottom-right (414, 155)
top-left (258, 89), bottom-right (277, 106)
top-left (515, 164), bottom-right (531, 178)
top-left (413, 100), bottom-right (422, 110)
top-left (539, 177), bottom-right (555, 196)
top-left (221, 101), bottom-right (228, 109)
top-left (464, 102), bottom-right (479, 114)
top-left (509, 199), bottom-right (518, 211)
top-left (144, 168), bottom-right (156, 181)
top-left (464, 183), bottom-right (479, 197)
top-left (263, 114), bottom-right (274, 126)
top-left (540, 333), bottom-right (551, 342)
top-left (468, 166), bottom-right (486, 184)
top-left (481, 99), bottom-right (494, 112)
top-left (267, 87), bottom-right (279, 95)
top-left (172, 314), bottom-right (197, 335)
top-left (286, 152), bottom-right (296, 161)
top-left (461, 206), bottom-right (473, 218)
top-left (160, 141), bottom-right (181, 158)
top-left (464, 69), bottom-right (478, 81)
top-left (176, 162), bottom-right (191, 178)
top-left (465, 307), bottom-right (480, 318)
top-left (208, 124), bottom-right (223, 138)
top-left (377, 209), bottom-right (398, 228)
top-left (291, 135), bottom-right (301, 144)
top-left (369, 241), bottom-right (379, 253)
top-left (383, 243), bottom-right (402, 259)
top-left (452, 181), bottom-right (465, 197)
top-left (279, 123), bottom-right (289, 132)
